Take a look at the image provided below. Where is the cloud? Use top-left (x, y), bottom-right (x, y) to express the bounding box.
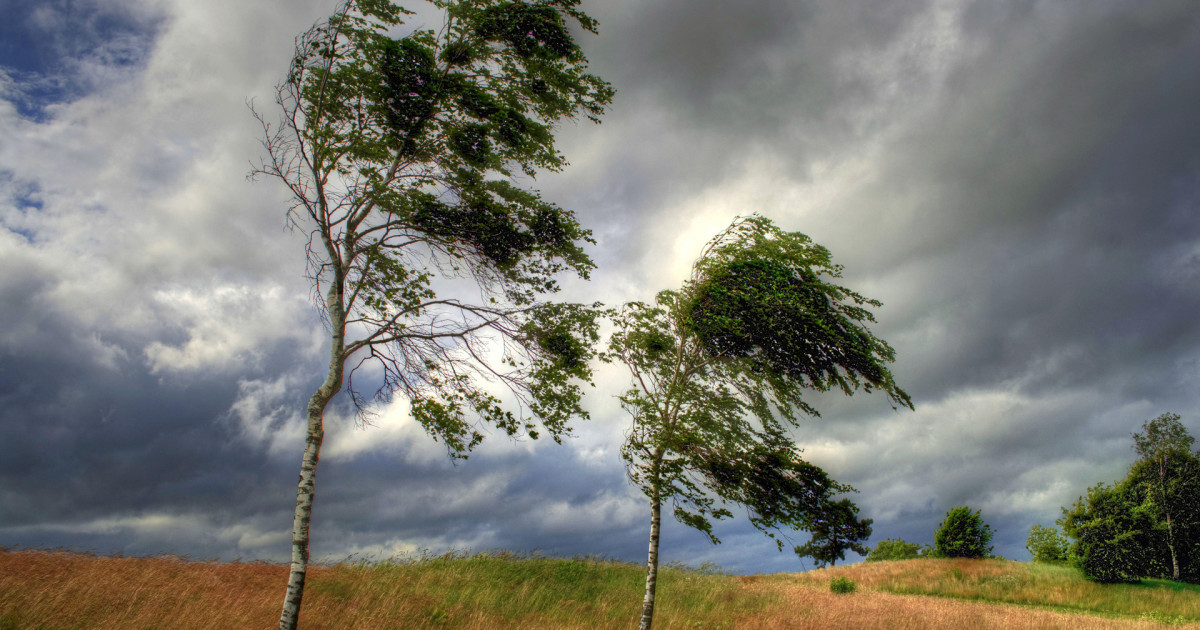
top-left (144, 284), bottom-right (321, 374)
top-left (3, 0), bottom-right (1200, 573)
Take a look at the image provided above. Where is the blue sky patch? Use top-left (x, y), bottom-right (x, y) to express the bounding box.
top-left (0, 0), bottom-right (163, 120)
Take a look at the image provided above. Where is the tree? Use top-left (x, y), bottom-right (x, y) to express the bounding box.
top-left (933, 506), bottom-right (994, 559)
top-left (795, 497), bottom-right (873, 568)
top-left (1059, 481), bottom-right (1150, 583)
top-left (1131, 412), bottom-right (1200, 581)
top-left (605, 215), bottom-right (912, 630)
top-left (1025, 524), bottom-right (1068, 563)
top-left (865, 538), bottom-right (931, 562)
top-left (1057, 413), bottom-right (1200, 584)
top-left (251, 1), bottom-right (613, 627)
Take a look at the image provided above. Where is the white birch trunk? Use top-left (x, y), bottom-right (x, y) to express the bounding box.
top-left (1167, 514), bottom-right (1180, 580)
top-left (279, 284), bottom-right (346, 630)
top-left (1159, 458), bottom-right (1181, 581)
top-left (638, 486), bottom-right (663, 630)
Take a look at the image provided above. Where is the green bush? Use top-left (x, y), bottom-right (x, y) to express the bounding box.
top-left (866, 538), bottom-right (932, 562)
top-left (1061, 482), bottom-right (1150, 583)
top-left (830, 576), bottom-right (857, 594)
top-left (934, 506), bottom-right (994, 559)
top-left (1026, 524), bottom-right (1069, 563)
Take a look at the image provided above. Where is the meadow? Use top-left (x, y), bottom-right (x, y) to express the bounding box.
top-left (2, 548), bottom-right (1198, 629)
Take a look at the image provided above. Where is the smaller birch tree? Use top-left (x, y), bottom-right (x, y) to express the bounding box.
top-left (605, 215), bottom-right (912, 630)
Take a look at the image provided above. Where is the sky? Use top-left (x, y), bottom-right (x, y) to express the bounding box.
top-left (2, 0), bottom-right (1200, 575)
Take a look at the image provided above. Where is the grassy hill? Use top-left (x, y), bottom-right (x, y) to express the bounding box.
top-left (2, 548), bottom-right (1199, 629)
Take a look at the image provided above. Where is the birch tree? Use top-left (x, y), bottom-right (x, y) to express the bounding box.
top-left (605, 216), bottom-right (912, 630)
top-left (1131, 412), bottom-right (1200, 581)
top-left (251, 1), bottom-right (612, 627)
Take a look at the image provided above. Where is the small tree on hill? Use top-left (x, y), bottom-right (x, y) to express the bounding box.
top-left (934, 506), bottom-right (994, 559)
top-left (1025, 524), bottom-right (1068, 563)
top-left (795, 497), bottom-right (873, 568)
top-left (865, 538), bottom-right (930, 562)
top-left (606, 215), bottom-right (912, 630)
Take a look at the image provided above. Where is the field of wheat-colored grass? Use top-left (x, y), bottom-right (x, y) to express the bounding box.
top-left (2, 548), bottom-right (1198, 629)
top-left (0, 548), bottom-right (768, 629)
top-left (795, 557), bottom-right (1200, 624)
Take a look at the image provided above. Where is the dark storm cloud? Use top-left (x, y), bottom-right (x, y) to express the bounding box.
top-left (599, 0), bottom-right (926, 139)
top-left (4, 0), bottom-right (1200, 573)
top-left (860, 0), bottom-right (1200, 400)
top-left (571, 0), bottom-right (1200, 564)
top-left (558, 1), bottom-right (937, 234)
top-left (0, 287), bottom-right (308, 533)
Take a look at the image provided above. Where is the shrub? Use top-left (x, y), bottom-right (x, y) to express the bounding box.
top-left (934, 506), bottom-right (994, 559)
top-left (866, 539), bottom-right (923, 562)
top-left (830, 576), bottom-right (857, 594)
top-left (1060, 482), bottom-right (1149, 583)
top-left (1026, 524), bottom-right (1068, 563)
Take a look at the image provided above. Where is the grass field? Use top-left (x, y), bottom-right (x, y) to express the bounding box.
top-left (1, 548), bottom-right (1198, 629)
top-left (795, 557), bottom-right (1200, 624)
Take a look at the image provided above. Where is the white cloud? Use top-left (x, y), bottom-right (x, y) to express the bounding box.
top-left (225, 371), bottom-right (308, 457)
top-left (537, 489), bottom-right (643, 536)
top-left (144, 284), bottom-right (320, 374)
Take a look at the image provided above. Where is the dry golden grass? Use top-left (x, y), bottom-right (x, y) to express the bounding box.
top-left (736, 576), bottom-right (1193, 630)
top-left (0, 549), bottom-right (761, 629)
top-left (0, 549), bottom-right (288, 629)
top-left (794, 558), bottom-right (1200, 623)
top-left (2, 549), bottom-right (1197, 629)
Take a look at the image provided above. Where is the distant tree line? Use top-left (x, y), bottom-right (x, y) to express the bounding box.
top-left (863, 505), bottom-right (995, 562)
top-left (860, 413), bottom-right (1200, 588)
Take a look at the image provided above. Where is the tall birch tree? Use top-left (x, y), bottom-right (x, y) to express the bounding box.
top-left (605, 216), bottom-right (912, 630)
top-left (1131, 412), bottom-right (1200, 581)
top-left (251, 1), bottom-right (612, 627)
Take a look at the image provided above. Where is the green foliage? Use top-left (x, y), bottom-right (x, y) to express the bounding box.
top-left (605, 215), bottom-right (911, 548)
top-left (1059, 481), bottom-right (1150, 583)
top-left (865, 539), bottom-right (931, 562)
top-left (1133, 412), bottom-right (1195, 462)
top-left (254, 0), bottom-right (614, 454)
top-left (605, 215), bottom-right (910, 627)
top-left (1058, 413), bottom-right (1200, 584)
top-left (934, 506), bottom-right (994, 559)
top-left (795, 498), bottom-right (873, 568)
top-left (1127, 454), bottom-right (1200, 581)
top-left (1025, 524), bottom-right (1068, 563)
top-left (1130, 412), bottom-right (1200, 582)
top-left (685, 216), bottom-right (912, 414)
top-left (829, 577), bottom-right (857, 594)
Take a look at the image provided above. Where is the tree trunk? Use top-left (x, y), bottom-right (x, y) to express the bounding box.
top-left (638, 486), bottom-right (663, 630)
top-left (1167, 514), bottom-right (1180, 581)
top-left (279, 285), bottom-right (346, 630)
top-left (1159, 458), bottom-right (1180, 581)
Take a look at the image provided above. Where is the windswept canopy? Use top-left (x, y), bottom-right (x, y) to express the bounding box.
top-left (253, 0), bottom-right (614, 450)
